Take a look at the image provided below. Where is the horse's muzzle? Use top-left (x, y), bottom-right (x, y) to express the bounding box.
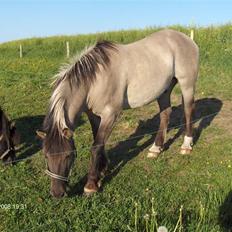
top-left (50, 190), bottom-right (67, 198)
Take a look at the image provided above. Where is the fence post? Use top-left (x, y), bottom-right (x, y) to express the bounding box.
top-left (19, 44), bottom-right (23, 58)
top-left (190, 29), bottom-right (194, 40)
top-left (66, 41), bottom-right (70, 58)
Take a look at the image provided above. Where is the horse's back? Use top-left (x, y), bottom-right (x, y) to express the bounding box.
top-left (125, 29), bottom-right (199, 70)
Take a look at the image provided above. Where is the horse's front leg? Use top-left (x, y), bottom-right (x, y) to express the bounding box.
top-left (84, 111), bottom-right (117, 195)
top-left (87, 111), bottom-right (109, 177)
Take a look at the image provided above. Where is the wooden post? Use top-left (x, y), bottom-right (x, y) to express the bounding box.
top-left (66, 41), bottom-right (70, 58)
top-left (19, 44), bottom-right (23, 58)
top-left (190, 30), bottom-right (194, 40)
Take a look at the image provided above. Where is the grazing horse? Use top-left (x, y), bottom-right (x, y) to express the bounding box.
top-left (0, 108), bottom-right (20, 164)
top-left (37, 29), bottom-right (199, 198)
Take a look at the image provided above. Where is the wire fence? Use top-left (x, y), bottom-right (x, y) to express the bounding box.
top-left (0, 61), bottom-right (231, 165)
top-left (1, 29), bottom-right (195, 59)
top-left (2, 109), bottom-right (223, 166)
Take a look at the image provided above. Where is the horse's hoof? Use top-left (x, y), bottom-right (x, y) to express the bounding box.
top-left (83, 191), bottom-right (96, 197)
top-left (148, 144), bottom-right (162, 158)
top-left (180, 148), bottom-right (192, 155)
top-left (147, 151), bottom-right (159, 158)
top-left (83, 187), bottom-right (98, 197)
top-left (83, 181), bottom-right (101, 196)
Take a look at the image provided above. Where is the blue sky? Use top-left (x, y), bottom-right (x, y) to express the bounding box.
top-left (0, 0), bottom-right (231, 43)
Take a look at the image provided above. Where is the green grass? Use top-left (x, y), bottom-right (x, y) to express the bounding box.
top-left (0, 25), bottom-right (232, 231)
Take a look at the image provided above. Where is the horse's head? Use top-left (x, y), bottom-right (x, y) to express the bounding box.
top-left (0, 110), bottom-right (20, 164)
top-left (37, 128), bottom-right (76, 198)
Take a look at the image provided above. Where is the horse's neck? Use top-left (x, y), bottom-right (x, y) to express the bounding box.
top-left (51, 79), bottom-right (88, 132)
top-left (64, 83), bottom-right (88, 130)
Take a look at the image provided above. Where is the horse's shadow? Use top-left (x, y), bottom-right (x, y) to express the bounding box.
top-left (219, 191), bottom-right (232, 231)
top-left (69, 97), bottom-right (222, 196)
top-left (103, 97), bottom-right (222, 187)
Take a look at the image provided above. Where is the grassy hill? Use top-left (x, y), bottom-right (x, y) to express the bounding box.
top-left (0, 25), bottom-right (232, 231)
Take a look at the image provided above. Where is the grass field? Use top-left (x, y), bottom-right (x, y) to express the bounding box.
top-left (0, 25), bottom-right (232, 231)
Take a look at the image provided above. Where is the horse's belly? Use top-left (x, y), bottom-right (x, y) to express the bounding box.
top-left (124, 81), bottom-right (168, 109)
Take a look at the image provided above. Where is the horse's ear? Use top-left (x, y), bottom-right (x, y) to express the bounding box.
top-left (36, 130), bottom-right (46, 140)
top-left (62, 128), bottom-right (73, 140)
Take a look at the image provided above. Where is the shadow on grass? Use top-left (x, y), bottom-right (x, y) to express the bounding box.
top-left (102, 97), bottom-right (222, 189)
top-left (14, 115), bottom-right (44, 161)
top-left (14, 115), bottom-right (85, 162)
top-left (219, 191), bottom-right (232, 231)
top-left (69, 97), bottom-right (222, 196)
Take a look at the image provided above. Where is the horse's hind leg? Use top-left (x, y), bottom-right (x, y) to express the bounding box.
top-left (147, 78), bottom-right (177, 158)
top-left (178, 81), bottom-right (196, 154)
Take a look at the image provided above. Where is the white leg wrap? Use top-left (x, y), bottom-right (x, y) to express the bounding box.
top-left (147, 143), bottom-right (163, 158)
top-left (149, 143), bottom-right (163, 153)
top-left (180, 136), bottom-right (193, 155)
top-left (181, 136), bottom-right (193, 150)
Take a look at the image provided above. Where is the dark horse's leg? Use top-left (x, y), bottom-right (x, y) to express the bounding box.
top-left (84, 110), bottom-right (117, 195)
top-left (147, 78), bottom-right (177, 158)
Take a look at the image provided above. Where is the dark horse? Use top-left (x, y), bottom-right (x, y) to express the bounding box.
top-left (0, 108), bottom-right (20, 164)
top-left (37, 29), bottom-right (199, 198)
